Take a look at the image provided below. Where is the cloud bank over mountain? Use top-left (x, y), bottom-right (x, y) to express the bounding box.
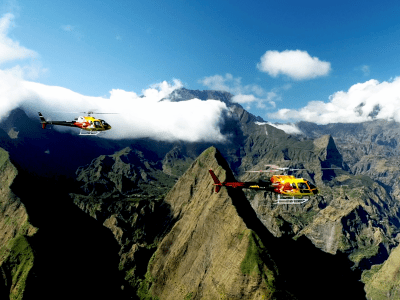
top-left (269, 78), bottom-right (400, 124)
top-left (3, 12), bottom-right (400, 141)
top-left (0, 13), bottom-right (229, 142)
top-left (0, 72), bottom-right (228, 142)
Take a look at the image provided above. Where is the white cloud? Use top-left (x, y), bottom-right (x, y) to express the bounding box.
top-left (199, 73), bottom-right (277, 109)
top-left (231, 94), bottom-right (256, 103)
top-left (0, 13), bottom-right (37, 64)
top-left (0, 14), bottom-right (227, 142)
top-left (255, 121), bottom-right (303, 135)
top-left (199, 73), bottom-right (239, 92)
top-left (257, 50), bottom-right (331, 80)
top-left (269, 78), bottom-right (400, 124)
top-left (0, 73), bottom-right (228, 142)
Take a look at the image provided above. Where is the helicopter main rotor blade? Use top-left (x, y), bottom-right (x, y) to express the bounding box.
top-left (246, 170), bottom-right (277, 173)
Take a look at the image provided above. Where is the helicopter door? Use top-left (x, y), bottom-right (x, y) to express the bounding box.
top-left (307, 181), bottom-right (319, 194)
top-left (297, 182), bottom-right (310, 194)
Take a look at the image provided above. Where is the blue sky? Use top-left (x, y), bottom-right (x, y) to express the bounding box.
top-left (2, 0), bottom-right (400, 139)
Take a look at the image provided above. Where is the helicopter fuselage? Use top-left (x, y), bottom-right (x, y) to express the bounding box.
top-left (73, 116), bottom-right (112, 132)
top-left (270, 175), bottom-right (318, 197)
top-left (38, 112), bottom-right (112, 134)
top-left (209, 169), bottom-right (318, 198)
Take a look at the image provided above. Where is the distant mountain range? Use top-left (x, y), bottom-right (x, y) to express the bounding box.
top-left (1, 88), bottom-right (400, 299)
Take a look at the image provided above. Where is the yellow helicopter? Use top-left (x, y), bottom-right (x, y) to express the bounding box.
top-left (243, 165), bottom-right (318, 204)
top-left (38, 111), bottom-right (114, 136)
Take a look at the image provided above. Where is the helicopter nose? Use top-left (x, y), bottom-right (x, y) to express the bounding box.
top-left (312, 189), bottom-right (319, 195)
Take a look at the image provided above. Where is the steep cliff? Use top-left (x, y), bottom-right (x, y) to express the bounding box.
top-left (0, 147), bottom-right (37, 300)
top-left (139, 147), bottom-right (290, 299)
top-left (362, 243), bottom-right (400, 299)
top-left (242, 133), bottom-right (399, 273)
top-left (75, 146), bottom-right (176, 197)
top-left (296, 120), bottom-right (400, 202)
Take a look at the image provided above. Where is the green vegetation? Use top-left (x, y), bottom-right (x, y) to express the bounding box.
top-left (183, 292), bottom-right (193, 300)
top-left (337, 235), bottom-right (351, 252)
top-left (137, 271), bottom-right (159, 300)
top-left (348, 188), bottom-right (363, 199)
top-left (0, 147), bottom-right (10, 171)
top-left (2, 235), bottom-right (35, 300)
top-left (240, 231), bottom-right (276, 294)
top-left (361, 264), bottom-right (383, 284)
top-left (362, 245), bottom-right (400, 299)
top-left (237, 229), bottom-right (247, 241)
top-left (241, 231), bottom-right (265, 275)
top-left (166, 159), bottom-right (193, 177)
top-left (285, 210), bottom-right (318, 227)
top-left (126, 251), bottom-right (159, 300)
top-left (349, 244), bottom-right (380, 264)
top-left (201, 146), bottom-right (216, 157)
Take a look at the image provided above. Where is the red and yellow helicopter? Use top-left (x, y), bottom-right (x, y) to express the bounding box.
top-left (38, 111), bottom-right (113, 136)
top-left (209, 164), bottom-right (320, 204)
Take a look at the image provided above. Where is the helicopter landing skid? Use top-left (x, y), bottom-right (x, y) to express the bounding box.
top-left (274, 195), bottom-right (310, 205)
top-left (79, 130), bottom-right (101, 136)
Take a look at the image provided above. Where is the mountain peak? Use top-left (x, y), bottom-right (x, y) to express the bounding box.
top-left (167, 88), bottom-right (234, 105)
top-left (141, 146), bottom-right (290, 299)
top-left (313, 134), bottom-right (345, 169)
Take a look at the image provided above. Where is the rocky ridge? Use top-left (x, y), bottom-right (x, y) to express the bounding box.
top-left (140, 147), bottom-right (288, 299)
top-left (69, 89), bottom-right (400, 298)
top-left (240, 129), bottom-right (400, 271)
top-left (3, 88), bottom-right (400, 298)
top-left (0, 147), bottom-right (37, 300)
top-left (362, 242), bottom-right (400, 299)
top-left (294, 120), bottom-right (400, 299)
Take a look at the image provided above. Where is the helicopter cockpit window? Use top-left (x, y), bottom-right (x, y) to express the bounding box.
top-left (297, 182), bottom-right (308, 190)
top-left (94, 121), bottom-right (101, 127)
top-left (291, 183), bottom-right (297, 189)
top-left (307, 182), bottom-right (317, 190)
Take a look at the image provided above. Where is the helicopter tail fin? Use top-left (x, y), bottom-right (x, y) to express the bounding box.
top-left (209, 169), bottom-right (222, 193)
top-left (38, 112), bottom-right (47, 129)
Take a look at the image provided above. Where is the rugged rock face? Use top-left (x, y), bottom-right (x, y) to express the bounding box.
top-left (296, 120), bottom-right (400, 201)
top-left (139, 146), bottom-right (369, 300)
top-left (71, 147), bottom-right (178, 295)
top-left (162, 145), bottom-right (194, 178)
top-left (69, 102), bottom-right (400, 298)
top-left (75, 146), bottom-right (176, 197)
top-left (239, 131), bottom-right (400, 273)
top-left (362, 243), bottom-right (400, 299)
top-left (5, 89), bottom-right (400, 298)
top-left (72, 146), bottom-right (288, 299)
top-left (140, 147), bottom-right (290, 299)
top-left (0, 147), bottom-right (37, 300)
top-left (296, 120), bottom-right (400, 297)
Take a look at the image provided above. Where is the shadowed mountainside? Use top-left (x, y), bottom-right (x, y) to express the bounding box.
top-left (140, 146), bottom-right (366, 299)
top-left (6, 163), bottom-right (130, 299)
top-left (3, 89), bottom-right (400, 298)
top-left (0, 148), bottom-right (37, 300)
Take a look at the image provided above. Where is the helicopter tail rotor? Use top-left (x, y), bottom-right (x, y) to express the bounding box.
top-left (209, 169), bottom-right (222, 193)
top-left (38, 112), bottom-right (48, 129)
